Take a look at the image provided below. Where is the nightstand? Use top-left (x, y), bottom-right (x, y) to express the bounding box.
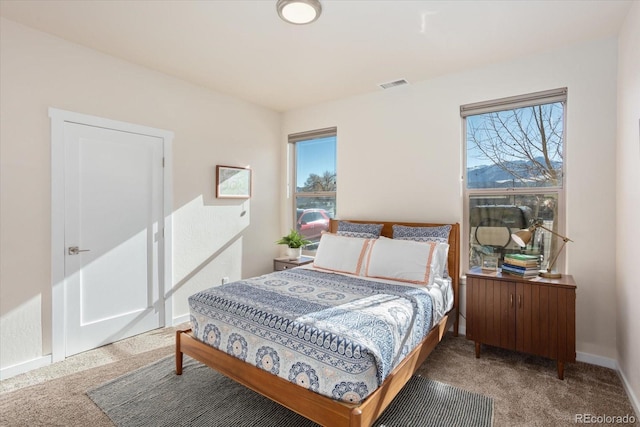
top-left (466, 267), bottom-right (576, 379)
top-left (273, 256), bottom-right (314, 271)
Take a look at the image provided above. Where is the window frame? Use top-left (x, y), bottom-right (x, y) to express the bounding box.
top-left (288, 127), bottom-right (337, 249)
top-left (461, 88), bottom-right (568, 273)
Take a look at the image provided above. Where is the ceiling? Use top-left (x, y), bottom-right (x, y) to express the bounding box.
top-left (0, 0), bottom-right (633, 112)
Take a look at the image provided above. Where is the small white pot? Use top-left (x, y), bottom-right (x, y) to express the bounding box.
top-left (286, 247), bottom-right (302, 260)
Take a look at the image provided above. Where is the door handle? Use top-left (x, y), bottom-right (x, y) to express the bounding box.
top-left (68, 246), bottom-right (90, 255)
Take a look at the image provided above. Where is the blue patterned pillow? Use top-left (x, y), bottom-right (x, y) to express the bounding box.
top-left (392, 224), bottom-right (451, 243)
top-left (337, 221), bottom-right (383, 239)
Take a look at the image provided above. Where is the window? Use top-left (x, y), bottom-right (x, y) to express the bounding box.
top-left (462, 88), bottom-right (567, 272)
top-left (289, 127), bottom-right (337, 249)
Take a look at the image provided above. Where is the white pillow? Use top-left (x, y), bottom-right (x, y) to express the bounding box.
top-left (432, 242), bottom-right (450, 279)
top-left (365, 237), bottom-right (438, 285)
top-left (313, 233), bottom-right (371, 275)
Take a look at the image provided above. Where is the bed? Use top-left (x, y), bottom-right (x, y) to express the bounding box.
top-left (176, 219), bottom-right (460, 427)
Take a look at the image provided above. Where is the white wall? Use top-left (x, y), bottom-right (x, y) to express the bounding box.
top-left (282, 38), bottom-right (619, 361)
top-left (0, 18), bottom-right (281, 371)
top-left (616, 1), bottom-right (640, 414)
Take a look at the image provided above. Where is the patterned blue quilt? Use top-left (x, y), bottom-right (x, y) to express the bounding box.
top-left (188, 268), bottom-right (433, 403)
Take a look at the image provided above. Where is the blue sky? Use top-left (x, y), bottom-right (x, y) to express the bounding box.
top-left (296, 136), bottom-right (336, 187)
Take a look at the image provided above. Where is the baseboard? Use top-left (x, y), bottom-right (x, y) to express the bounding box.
top-left (452, 324), bottom-right (467, 337)
top-left (617, 363), bottom-right (640, 418)
top-left (576, 351), bottom-right (617, 370)
top-left (0, 355), bottom-right (52, 381)
top-left (2, 317), bottom-right (190, 381)
top-left (452, 329), bottom-right (616, 371)
top-left (172, 313), bottom-right (190, 326)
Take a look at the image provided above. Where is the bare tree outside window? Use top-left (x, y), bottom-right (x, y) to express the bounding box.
top-left (464, 96), bottom-right (565, 270)
top-left (300, 171), bottom-right (336, 192)
top-left (467, 103), bottom-right (563, 189)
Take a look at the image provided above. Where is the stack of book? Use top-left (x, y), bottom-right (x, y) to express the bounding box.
top-left (501, 254), bottom-right (541, 278)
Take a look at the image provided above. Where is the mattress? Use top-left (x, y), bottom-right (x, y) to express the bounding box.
top-left (298, 265), bottom-right (454, 326)
top-left (188, 267), bottom-right (452, 403)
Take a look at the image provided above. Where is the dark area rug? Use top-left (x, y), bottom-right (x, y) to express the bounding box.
top-left (88, 356), bottom-right (493, 427)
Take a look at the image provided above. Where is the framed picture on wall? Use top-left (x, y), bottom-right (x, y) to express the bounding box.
top-left (216, 165), bottom-right (251, 199)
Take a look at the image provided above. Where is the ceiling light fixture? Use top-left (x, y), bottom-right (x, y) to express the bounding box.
top-left (276, 0), bottom-right (322, 25)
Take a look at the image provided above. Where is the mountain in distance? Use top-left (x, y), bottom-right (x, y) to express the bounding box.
top-left (467, 158), bottom-right (562, 189)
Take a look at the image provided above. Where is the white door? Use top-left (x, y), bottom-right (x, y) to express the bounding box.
top-left (64, 122), bottom-right (164, 356)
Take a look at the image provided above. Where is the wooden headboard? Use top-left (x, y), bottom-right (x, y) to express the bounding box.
top-left (328, 219), bottom-right (460, 336)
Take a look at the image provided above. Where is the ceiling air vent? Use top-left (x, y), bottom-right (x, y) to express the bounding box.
top-left (379, 79), bottom-right (409, 90)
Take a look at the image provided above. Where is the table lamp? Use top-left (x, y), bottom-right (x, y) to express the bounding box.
top-left (511, 223), bottom-right (573, 279)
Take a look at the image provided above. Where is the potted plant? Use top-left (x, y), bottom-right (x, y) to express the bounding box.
top-left (276, 229), bottom-right (311, 259)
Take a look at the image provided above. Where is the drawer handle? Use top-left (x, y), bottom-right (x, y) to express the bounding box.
top-left (510, 294), bottom-right (513, 307)
top-left (518, 295), bottom-right (522, 308)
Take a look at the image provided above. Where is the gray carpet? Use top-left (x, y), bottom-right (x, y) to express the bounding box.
top-left (88, 356), bottom-right (493, 427)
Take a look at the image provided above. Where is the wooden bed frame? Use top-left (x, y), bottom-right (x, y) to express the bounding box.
top-left (176, 220), bottom-right (460, 427)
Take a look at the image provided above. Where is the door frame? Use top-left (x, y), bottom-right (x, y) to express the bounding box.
top-left (49, 108), bottom-right (173, 362)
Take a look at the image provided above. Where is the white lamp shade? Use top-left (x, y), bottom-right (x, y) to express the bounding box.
top-left (511, 229), bottom-right (532, 247)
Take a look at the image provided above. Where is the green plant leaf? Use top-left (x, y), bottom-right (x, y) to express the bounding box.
top-left (276, 229), bottom-right (312, 248)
